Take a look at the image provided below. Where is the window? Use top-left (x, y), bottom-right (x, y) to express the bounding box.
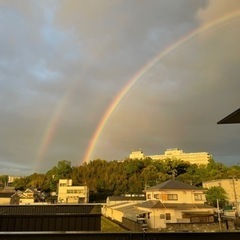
top-left (147, 194), bottom-right (151, 199)
top-left (166, 213), bottom-right (171, 220)
top-left (194, 193), bottom-right (204, 201)
top-left (160, 214), bottom-right (165, 219)
top-left (167, 194), bottom-right (178, 200)
top-left (153, 194), bottom-right (159, 199)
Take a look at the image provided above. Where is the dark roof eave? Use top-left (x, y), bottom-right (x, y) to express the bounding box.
top-left (218, 108), bottom-right (240, 124)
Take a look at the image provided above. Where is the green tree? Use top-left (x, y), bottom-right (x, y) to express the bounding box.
top-left (27, 173), bottom-right (45, 189)
top-left (40, 160), bottom-right (72, 192)
top-left (205, 186), bottom-right (228, 208)
top-left (13, 177), bottom-right (29, 190)
top-left (0, 175), bottom-right (8, 188)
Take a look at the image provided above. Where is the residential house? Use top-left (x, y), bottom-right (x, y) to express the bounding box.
top-left (103, 194), bottom-right (146, 229)
top-left (19, 188), bottom-right (37, 205)
top-left (104, 180), bottom-right (215, 230)
top-left (138, 180), bottom-right (215, 229)
top-left (57, 179), bottom-right (89, 203)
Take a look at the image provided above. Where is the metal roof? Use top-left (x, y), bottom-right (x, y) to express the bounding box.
top-left (0, 204), bottom-right (101, 215)
top-left (0, 192), bottom-right (14, 198)
top-left (218, 108), bottom-right (240, 124)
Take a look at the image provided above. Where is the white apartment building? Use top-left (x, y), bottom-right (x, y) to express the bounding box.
top-left (8, 176), bottom-right (20, 184)
top-left (129, 150), bottom-right (145, 159)
top-left (58, 179), bottom-right (89, 203)
top-left (129, 148), bottom-right (211, 165)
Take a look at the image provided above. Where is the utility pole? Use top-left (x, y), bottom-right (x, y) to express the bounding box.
top-left (232, 177), bottom-right (238, 217)
top-left (217, 199), bottom-right (222, 231)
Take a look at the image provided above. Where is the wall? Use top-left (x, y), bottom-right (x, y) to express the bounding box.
top-left (166, 220), bottom-right (236, 232)
top-left (203, 179), bottom-right (240, 205)
top-left (146, 190), bottom-right (206, 204)
top-left (0, 198), bottom-right (10, 205)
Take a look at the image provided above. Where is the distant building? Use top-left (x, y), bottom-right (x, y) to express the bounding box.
top-left (8, 175), bottom-right (20, 185)
top-left (57, 179), bottom-right (89, 203)
top-left (203, 178), bottom-right (240, 206)
top-left (129, 148), bottom-right (211, 165)
top-left (129, 150), bottom-right (145, 159)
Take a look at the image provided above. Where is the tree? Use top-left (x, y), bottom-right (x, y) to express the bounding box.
top-left (55, 160), bottom-right (72, 180)
top-left (0, 175), bottom-right (8, 188)
top-left (13, 177), bottom-right (29, 190)
top-left (205, 186), bottom-right (228, 208)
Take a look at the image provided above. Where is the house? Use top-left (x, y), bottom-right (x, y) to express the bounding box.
top-left (104, 180), bottom-right (215, 231)
top-left (139, 180), bottom-right (215, 229)
top-left (19, 188), bottom-right (37, 204)
top-left (57, 179), bottom-right (89, 203)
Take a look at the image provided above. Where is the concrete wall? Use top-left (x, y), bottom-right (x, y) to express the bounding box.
top-left (166, 220), bottom-right (236, 232)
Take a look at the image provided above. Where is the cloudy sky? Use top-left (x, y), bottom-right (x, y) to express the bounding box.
top-left (1, 0), bottom-right (240, 176)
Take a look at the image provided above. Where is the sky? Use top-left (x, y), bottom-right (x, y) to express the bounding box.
top-left (0, 0), bottom-right (240, 176)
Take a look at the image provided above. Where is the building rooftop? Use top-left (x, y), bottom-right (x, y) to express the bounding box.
top-left (108, 196), bottom-right (146, 201)
top-left (0, 192), bottom-right (15, 198)
top-left (137, 200), bottom-right (165, 208)
top-left (136, 200), bottom-right (214, 209)
top-left (144, 180), bottom-right (201, 191)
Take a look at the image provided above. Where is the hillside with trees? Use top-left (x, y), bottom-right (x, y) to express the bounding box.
top-left (10, 158), bottom-right (240, 203)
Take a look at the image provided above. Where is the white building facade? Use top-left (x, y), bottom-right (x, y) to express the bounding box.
top-left (129, 148), bottom-right (211, 165)
top-left (58, 179), bottom-right (89, 203)
top-left (203, 178), bottom-right (240, 205)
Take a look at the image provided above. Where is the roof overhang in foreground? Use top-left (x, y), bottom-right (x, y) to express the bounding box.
top-left (217, 108), bottom-right (240, 124)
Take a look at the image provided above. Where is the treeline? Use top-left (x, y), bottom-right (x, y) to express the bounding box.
top-left (11, 158), bottom-right (240, 201)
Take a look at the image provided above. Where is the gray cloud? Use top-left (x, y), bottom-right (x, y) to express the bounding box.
top-left (0, 0), bottom-right (239, 176)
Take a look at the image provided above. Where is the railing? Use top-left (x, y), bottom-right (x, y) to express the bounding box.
top-left (0, 231), bottom-right (239, 240)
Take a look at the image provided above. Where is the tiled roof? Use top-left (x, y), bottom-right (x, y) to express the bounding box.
top-left (145, 180), bottom-right (200, 191)
top-left (163, 203), bottom-right (214, 209)
top-left (136, 201), bottom-right (215, 210)
top-left (136, 200), bottom-right (165, 209)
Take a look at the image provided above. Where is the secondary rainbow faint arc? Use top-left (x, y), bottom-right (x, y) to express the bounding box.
top-left (82, 10), bottom-right (240, 164)
top-left (35, 92), bottom-right (70, 170)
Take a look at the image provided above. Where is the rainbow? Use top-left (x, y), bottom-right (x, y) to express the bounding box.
top-left (34, 92), bottom-right (70, 171)
top-left (82, 10), bottom-right (240, 164)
